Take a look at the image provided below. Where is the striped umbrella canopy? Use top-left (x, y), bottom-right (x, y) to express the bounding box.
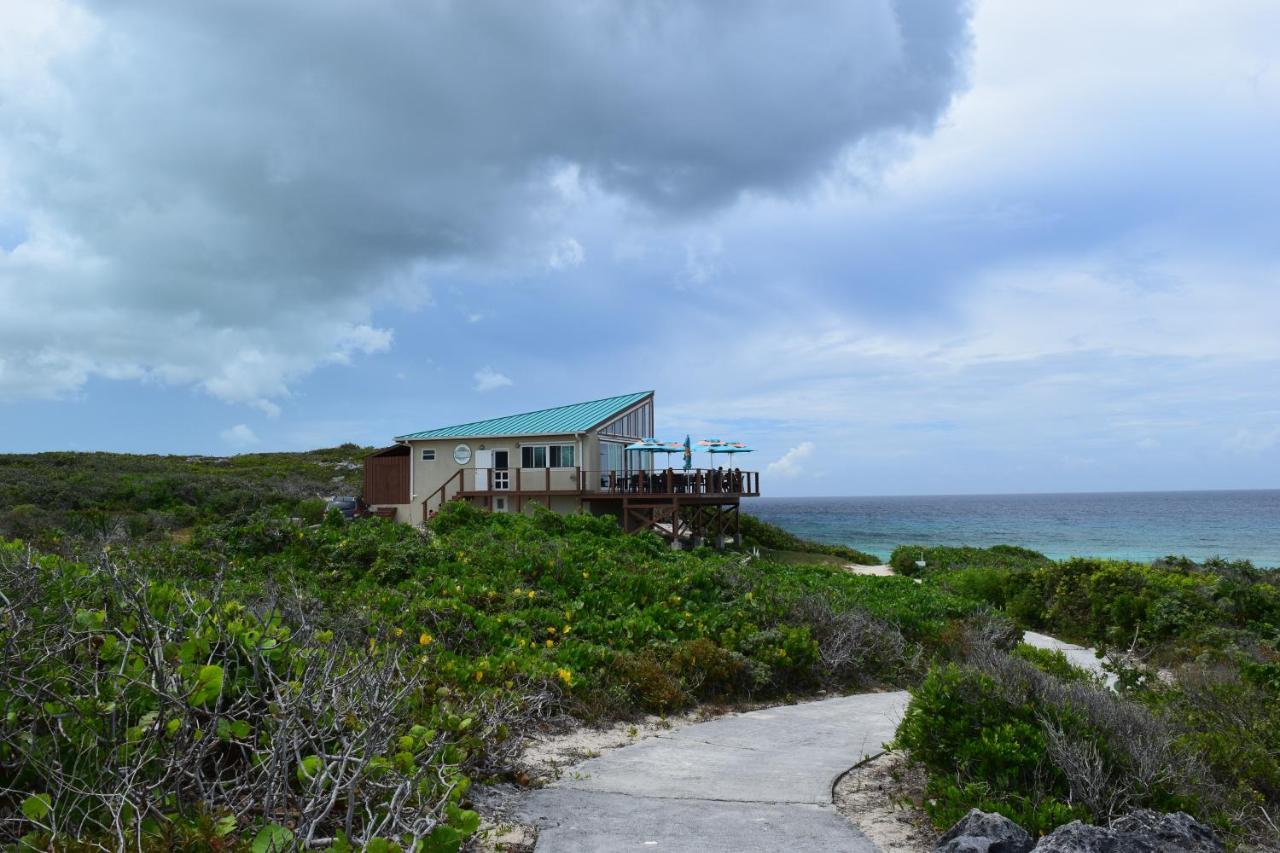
top-left (696, 438), bottom-right (726, 466)
top-left (625, 439), bottom-right (684, 467)
top-left (708, 442), bottom-right (755, 465)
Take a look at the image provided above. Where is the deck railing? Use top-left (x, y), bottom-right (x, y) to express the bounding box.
top-left (461, 466), bottom-right (582, 494)
top-left (583, 468), bottom-right (759, 497)
top-left (448, 466), bottom-right (760, 498)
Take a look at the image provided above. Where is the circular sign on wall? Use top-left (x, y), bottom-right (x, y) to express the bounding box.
top-left (453, 444), bottom-right (472, 465)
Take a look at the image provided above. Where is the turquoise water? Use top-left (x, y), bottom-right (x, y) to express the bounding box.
top-left (744, 490), bottom-right (1280, 567)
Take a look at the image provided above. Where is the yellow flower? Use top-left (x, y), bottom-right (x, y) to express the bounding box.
top-left (419, 633), bottom-right (433, 646)
top-left (547, 627), bottom-right (557, 634)
top-left (544, 639), bottom-right (554, 648)
top-left (581, 572), bottom-right (589, 579)
top-left (527, 590), bottom-right (536, 599)
top-left (473, 670), bottom-right (484, 682)
top-left (557, 667), bottom-right (573, 686)
top-left (393, 628), bottom-right (404, 638)
top-left (563, 624), bottom-right (572, 634)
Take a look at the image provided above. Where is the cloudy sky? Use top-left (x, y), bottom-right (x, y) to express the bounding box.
top-left (2, 0), bottom-right (1277, 496)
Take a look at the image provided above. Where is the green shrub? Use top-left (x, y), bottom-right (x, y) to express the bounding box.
top-left (738, 514), bottom-right (880, 564)
top-left (296, 497), bottom-right (328, 524)
top-left (1010, 643), bottom-right (1099, 684)
top-left (0, 541), bottom-right (485, 850)
top-left (0, 446), bottom-right (372, 546)
top-left (889, 544), bottom-right (1050, 578)
top-left (894, 648), bottom-right (1274, 843)
top-left (901, 547), bottom-right (1280, 664)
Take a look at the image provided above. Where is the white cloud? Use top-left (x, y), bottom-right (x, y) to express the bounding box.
top-left (548, 237), bottom-right (585, 270)
top-left (767, 442), bottom-right (815, 477)
top-left (473, 366), bottom-right (513, 392)
top-left (220, 423), bottom-right (259, 447)
top-left (0, 1), bottom-right (969, 412)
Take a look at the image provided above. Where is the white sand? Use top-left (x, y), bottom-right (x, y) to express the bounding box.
top-left (834, 750), bottom-right (937, 852)
top-left (845, 563), bottom-right (896, 576)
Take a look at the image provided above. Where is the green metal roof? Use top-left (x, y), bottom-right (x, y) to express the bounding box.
top-left (395, 391), bottom-right (653, 440)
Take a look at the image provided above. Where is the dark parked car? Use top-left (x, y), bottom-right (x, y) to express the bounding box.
top-left (324, 496), bottom-right (360, 519)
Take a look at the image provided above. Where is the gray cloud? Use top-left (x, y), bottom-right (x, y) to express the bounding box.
top-left (0, 0), bottom-right (971, 408)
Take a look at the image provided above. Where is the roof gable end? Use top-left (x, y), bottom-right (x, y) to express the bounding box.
top-left (395, 391), bottom-right (653, 440)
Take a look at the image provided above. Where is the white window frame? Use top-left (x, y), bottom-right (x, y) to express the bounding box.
top-left (521, 443), bottom-right (576, 468)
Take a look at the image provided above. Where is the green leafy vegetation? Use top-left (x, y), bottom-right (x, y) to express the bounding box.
top-left (739, 513), bottom-right (880, 565)
top-left (890, 543), bottom-right (1051, 578)
top-left (8, 450), bottom-right (1276, 848)
top-left (890, 544), bottom-right (1280, 847)
top-left (893, 544), bottom-right (1280, 659)
top-left (1, 484), bottom-right (976, 849)
top-left (0, 446), bottom-right (370, 547)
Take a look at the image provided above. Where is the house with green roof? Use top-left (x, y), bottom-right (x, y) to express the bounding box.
top-left (363, 391), bottom-right (759, 544)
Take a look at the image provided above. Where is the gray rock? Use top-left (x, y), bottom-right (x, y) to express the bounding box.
top-left (1031, 811), bottom-right (1223, 853)
top-left (1108, 811), bottom-right (1223, 853)
top-left (935, 809), bottom-right (1034, 853)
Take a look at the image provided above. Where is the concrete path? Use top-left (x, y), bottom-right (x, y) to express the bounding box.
top-left (520, 691), bottom-right (909, 852)
top-left (1022, 630), bottom-right (1116, 686)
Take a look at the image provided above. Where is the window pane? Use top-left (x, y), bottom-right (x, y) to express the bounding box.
top-left (561, 445), bottom-right (574, 466)
top-left (533, 446), bottom-right (547, 467)
top-left (522, 447), bottom-right (534, 468)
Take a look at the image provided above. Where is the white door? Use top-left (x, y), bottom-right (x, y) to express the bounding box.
top-left (472, 449), bottom-right (492, 491)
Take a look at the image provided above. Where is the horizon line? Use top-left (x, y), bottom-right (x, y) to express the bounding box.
top-left (747, 486), bottom-right (1280, 500)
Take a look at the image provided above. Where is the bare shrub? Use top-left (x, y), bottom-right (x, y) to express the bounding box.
top-left (967, 648), bottom-right (1221, 824)
top-left (788, 595), bottom-right (914, 685)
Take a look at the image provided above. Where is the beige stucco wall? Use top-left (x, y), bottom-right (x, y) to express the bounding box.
top-left (370, 433), bottom-right (589, 526)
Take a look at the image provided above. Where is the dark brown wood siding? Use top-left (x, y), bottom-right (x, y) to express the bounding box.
top-left (364, 445), bottom-right (410, 505)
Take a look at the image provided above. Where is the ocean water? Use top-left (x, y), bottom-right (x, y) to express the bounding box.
top-left (744, 490), bottom-right (1280, 567)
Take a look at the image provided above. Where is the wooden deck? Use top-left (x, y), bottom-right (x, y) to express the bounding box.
top-left (424, 467), bottom-right (758, 546)
top-left (452, 468), bottom-right (759, 500)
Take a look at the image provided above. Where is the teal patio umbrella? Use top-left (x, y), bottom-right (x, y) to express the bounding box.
top-left (683, 435), bottom-right (692, 471)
